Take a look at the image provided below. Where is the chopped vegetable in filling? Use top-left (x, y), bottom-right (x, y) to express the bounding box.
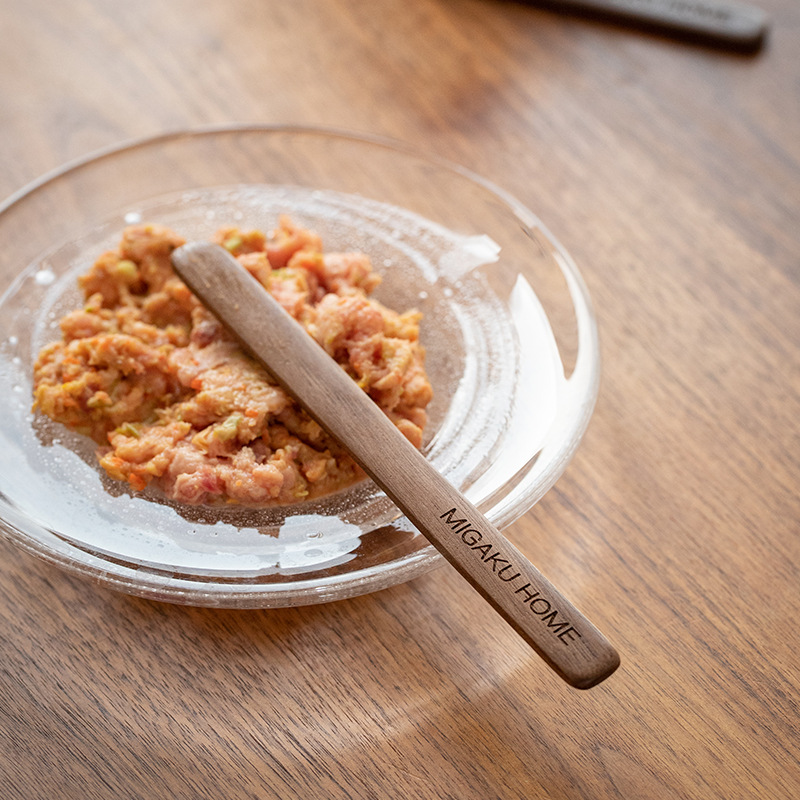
top-left (32, 217), bottom-right (432, 506)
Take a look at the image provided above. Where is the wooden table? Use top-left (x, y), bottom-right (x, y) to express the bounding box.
top-left (1, 0), bottom-right (798, 797)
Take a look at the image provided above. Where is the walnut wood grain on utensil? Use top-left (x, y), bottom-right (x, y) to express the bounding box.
top-left (171, 242), bottom-right (620, 689)
top-left (528, 0), bottom-right (768, 50)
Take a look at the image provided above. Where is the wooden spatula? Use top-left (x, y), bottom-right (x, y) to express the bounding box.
top-left (172, 242), bottom-right (620, 689)
top-left (530, 0), bottom-right (768, 50)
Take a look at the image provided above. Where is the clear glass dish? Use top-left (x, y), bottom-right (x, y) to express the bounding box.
top-left (0, 125), bottom-right (599, 608)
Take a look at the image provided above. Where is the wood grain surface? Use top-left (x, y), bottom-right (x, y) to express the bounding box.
top-left (1, 0), bottom-right (798, 798)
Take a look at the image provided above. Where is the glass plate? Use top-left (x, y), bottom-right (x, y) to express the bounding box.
top-left (0, 126), bottom-right (599, 607)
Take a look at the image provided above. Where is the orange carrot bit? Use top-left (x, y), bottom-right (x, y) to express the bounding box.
top-left (128, 473), bottom-right (147, 492)
top-left (190, 376), bottom-right (203, 391)
top-left (244, 408), bottom-right (259, 418)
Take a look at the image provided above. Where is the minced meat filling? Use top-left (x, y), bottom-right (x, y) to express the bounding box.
top-left (33, 217), bottom-right (432, 506)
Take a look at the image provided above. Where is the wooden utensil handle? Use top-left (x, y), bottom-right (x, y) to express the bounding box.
top-left (536, 0), bottom-right (768, 48)
top-left (172, 242), bottom-right (620, 689)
